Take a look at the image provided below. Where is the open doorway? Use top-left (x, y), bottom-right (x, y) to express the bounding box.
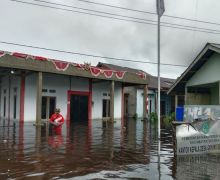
top-left (70, 95), bottom-right (88, 122)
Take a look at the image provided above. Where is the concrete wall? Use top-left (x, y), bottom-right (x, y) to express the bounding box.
top-left (24, 73), bottom-right (37, 121)
top-left (125, 87), bottom-right (172, 118)
top-left (41, 74), bottom-right (89, 121)
top-left (136, 89), bottom-right (143, 118)
top-left (187, 93), bottom-right (211, 105)
top-left (210, 86), bottom-right (219, 105)
top-left (148, 92), bottom-right (156, 114)
top-left (1, 72), bottom-right (123, 121)
top-left (114, 82), bottom-right (122, 119)
top-left (187, 53), bottom-right (220, 86)
top-left (161, 93), bottom-right (172, 115)
top-left (27, 74), bottom-right (123, 121)
top-left (124, 87), bottom-right (137, 118)
top-left (92, 81), bottom-right (122, 119)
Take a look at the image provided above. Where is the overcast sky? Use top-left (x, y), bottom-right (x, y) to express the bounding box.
top-left (1, 0), bottom-right (220, 79)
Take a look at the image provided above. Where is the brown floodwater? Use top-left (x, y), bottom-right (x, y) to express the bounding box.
top-left (1, 119), bottom-right (220, 180)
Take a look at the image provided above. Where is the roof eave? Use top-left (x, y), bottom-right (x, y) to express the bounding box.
top-left (167, 43), bottom-right (213, 94)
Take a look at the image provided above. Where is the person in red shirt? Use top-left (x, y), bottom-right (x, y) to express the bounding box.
top-left (50, 108), bottom-right (64, 135)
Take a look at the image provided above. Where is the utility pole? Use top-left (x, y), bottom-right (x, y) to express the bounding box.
top-left (156, 0), bottom-right (165, 140)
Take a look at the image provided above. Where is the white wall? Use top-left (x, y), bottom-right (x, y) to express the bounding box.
top-left (92, 81), bottom-right (122, 119)
top-left (187, 53), bottom-right (220, 86)
top-left (24, 73), bottom-right (90, 121)
top-left (136, 89), bottom-right (144, 118)
top-left (42, 74), bottom-right (89, 120)
top-left (24, 73), bottom-right (37, 121)
top-left (1, 72), bottom-right (123, 121)
top-left (114, 82), bottom-right (122, 119)
top-left (70, 77), bottom-right (89, 92)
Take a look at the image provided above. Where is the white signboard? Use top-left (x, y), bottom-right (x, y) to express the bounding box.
top-left (176, 120), bottom-right (220, 155)
top-left (184, 105), bottom-right (220, 122)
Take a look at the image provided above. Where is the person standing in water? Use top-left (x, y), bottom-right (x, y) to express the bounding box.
top-left (50, 108), bottom-right (64, 135)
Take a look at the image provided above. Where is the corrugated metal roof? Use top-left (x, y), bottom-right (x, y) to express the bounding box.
top-left (149, 76), bottom-right (175, 90)
top-left (98, 62), bottom-right (175, 90)
top-left (97, 62), bottom-right (150, 75)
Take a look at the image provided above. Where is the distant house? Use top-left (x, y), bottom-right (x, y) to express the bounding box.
top-left (168, 43), bottom-right (220, 109)
top-left (0, 51), bottom-right (149, 124)
top-left (148, 76), bottom-right (175, 116)
top-left (97, 62), bottom-right (175, 119)
top-left (97, 62), bottom-right (149, 119)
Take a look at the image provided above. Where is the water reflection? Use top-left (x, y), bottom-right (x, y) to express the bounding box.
top-left (1, 118), bottom-right (216, 179)
top-left (176, 154), bottom-right (220, 180)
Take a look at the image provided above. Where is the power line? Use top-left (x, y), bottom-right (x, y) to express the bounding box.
top-left (25, 0), bottom-right (220, 34)
top-left (0, 41), bottom-right (188, 67)
top-left (10, 0), bottom-right (220, 35)
top-left (77, 0), bottom-right (220, 27)
top-left (30, 0), bottom-right (157, 24)
top-left (77, 0), bottom-right (156, 15)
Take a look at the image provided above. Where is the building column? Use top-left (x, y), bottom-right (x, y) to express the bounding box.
top-left (175, 95), bottom-right (178, 111)
top-left (143, 85), bottom-right (148, 119)
top-left (36, 72), bottom-right (42, 125)
top-left (185, 87), bottom-right (188, 105)
top-left (110, 80), bottom-right (115, 122)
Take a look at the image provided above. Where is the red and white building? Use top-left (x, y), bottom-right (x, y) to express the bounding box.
top-left (0, 51), bottom-right (149, 125)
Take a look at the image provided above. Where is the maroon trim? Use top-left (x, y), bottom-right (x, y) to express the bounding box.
top-left (12, 52), bottom-right (27, 59)
top-left (20, 76), bottom-right (25, 123)
top-left (34, 56), bottom-right (47, 61)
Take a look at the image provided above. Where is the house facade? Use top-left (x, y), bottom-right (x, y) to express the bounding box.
top-left (168, 43), bottom-right (220, 109)
top-left (0, 51), bottom-right (149, 124)
top-left (97, 62), bottom-right (175, 119)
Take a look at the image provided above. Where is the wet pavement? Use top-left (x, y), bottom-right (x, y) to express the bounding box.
top-left (0, 119), bottom-right (220, 179)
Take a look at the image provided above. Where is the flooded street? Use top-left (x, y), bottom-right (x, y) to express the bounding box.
top-left (1, 119), bottom-right (220, 180)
